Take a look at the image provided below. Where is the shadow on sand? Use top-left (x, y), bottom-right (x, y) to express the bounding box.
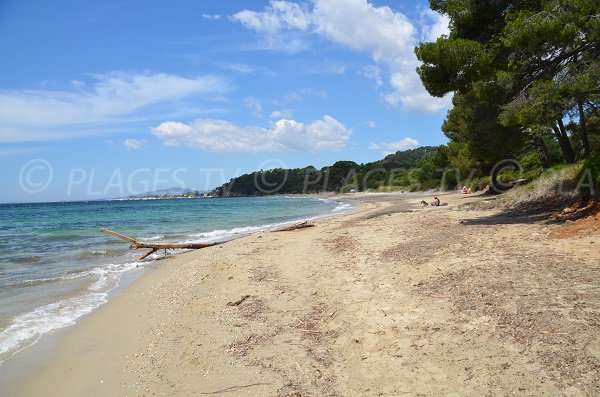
top-left (458, 195), bottom-right (598, 226)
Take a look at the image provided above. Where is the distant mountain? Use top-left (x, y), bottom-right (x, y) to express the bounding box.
top-left (134, 187), bottom-right (194, 197)
top-left (113, 187), bottom-right (205, 200)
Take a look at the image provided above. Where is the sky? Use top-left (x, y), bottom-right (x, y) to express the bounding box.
top-left (0, 0), bottom-right (451, 203)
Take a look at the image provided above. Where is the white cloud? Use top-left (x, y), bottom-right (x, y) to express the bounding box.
top-left (368, 137), bottom-right (419, 155)
top-left (216, 62), bottom-right (276, 76)
top-left (362, 65), bottom-right (383, 87)
top-left (244, 96), bottom-right (263, 118)
top-left (270, 109), bottom-right (295, 119)
top-left (218, 62), bottom-right (256, 74)
top-left (0, 147), bottom-right (46, 157)
top-left (0, 71), bottom-right (230, 142)
top-left (232, 0), bottom-right (451, 113)
top-left (233, 1), bottom-right (312, 53)
top-left (123, 138), bottom-right (147, 150)
top-left (152, 115), bottom-right (351, 153)
top-left (367, 120), bottom-right (376, 128)
top-left (279, 88), bottom-right (327, 104)
top-left (420, 10), bottom-right (450, 42)
top-left (233, 1), bottom-right (311, 34)
top-left (202, 14), bottom-right (223, 20)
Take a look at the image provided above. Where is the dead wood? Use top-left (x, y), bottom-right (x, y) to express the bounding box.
top-left (200, 382), bottom-right (271, 395)
top-left (227, 295), bottom-right (251, 306)
top-left (100, 228), bottom-right (223, 260)
top-left (273, 221), bottom-right (315, 232)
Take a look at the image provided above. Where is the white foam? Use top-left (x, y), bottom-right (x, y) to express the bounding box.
top-left (0, 261), bottom-right (143, 365)
top-left (0, 293), bottom-right (106, 364)
top-left (185, 224), bottom-right (279, 244)
top-left (332, 202), bottom-right (352, 212)
top-left (182, 201), bottom-right (353, 244)
top-left (139, 234), bottom-right (164, 241)
top-left (85, 262), bottom-right (142, 291)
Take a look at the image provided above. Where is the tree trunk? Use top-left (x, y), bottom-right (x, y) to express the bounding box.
top-left (552, 121), bottom-right (575, 164)
top-left (534, 136), bottom-right (551, 168)
top-left (577, 99), bottom-right (591, 159)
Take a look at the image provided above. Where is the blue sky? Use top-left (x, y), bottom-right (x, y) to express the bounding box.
top-left (0, 0), bottom-right (451, 203)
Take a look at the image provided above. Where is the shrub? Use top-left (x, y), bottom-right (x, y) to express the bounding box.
top-left (498, 171), bottom-right (521, 183)
top-left (469, 176), bottom-right (491, 191)
top-left (501, 163), bottom-right (581, 207)
top-left (578, 153), bottom-right (600, 196)
top-left (376, 185), bottom-right (405, 192)
top-left (519, 152), bottom-right (542, 172)
top-left (421, 179), bottom-right (442, 191)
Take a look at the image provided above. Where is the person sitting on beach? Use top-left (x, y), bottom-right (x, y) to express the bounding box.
top-left (431, 196), bottom-right (441, 206)
top-left (461, 185), bottom-right (468, 194)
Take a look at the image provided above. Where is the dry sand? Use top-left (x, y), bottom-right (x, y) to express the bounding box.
top-left (7, 192), bottom-right (600, 396)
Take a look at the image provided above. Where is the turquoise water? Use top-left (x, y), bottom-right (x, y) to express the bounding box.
top-left (0, 196), bottom-right (350, 365)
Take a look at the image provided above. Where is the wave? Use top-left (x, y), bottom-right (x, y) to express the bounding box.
top-left (0, 196), bottom-right (353, 366)
top-left (333, 202), bottom-right (353, 212)
top-left (314, 198), bottom-right (354, 213)
top-left (0, 261), bottom-right (143, 365)
top-left (182, 201), bottom-right (353, 244)
top-left (138, 234), bottom-right (164, 241)
top-left (184, 224), bottom-right (277, 243)
top-left (0, 293), bottom-right (107, 363)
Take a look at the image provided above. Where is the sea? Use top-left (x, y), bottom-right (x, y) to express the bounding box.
top-left (0, 196), bottom-right (351, 366)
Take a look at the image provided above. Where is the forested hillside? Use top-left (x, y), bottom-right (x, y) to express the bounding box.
top-left (215, 146), bottom-right (449, 196)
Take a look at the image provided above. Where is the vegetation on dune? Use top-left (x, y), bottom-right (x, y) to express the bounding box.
top-left (501, 163), bottom-right (583, 208)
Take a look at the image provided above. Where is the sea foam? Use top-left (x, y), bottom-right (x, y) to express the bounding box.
top-left (0, 261), bottom-right (142, 365)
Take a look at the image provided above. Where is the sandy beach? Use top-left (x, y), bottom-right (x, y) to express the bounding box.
top-left (6, 192), bottom-right (600, 396)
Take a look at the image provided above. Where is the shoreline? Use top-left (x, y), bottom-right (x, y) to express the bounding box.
top-left (0, 192), bottom-right (366, 390)
top-left (0, 192), bottom-right (402, 395)
top-left (6, 191), bottom-right (600, 396)
top-left (0, 194), bottom-right (355, 373)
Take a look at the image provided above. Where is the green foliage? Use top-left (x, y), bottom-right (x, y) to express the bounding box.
top-left (542, 135), bottom-right (566, 166)
top-left (501, 163), bottom-right (583, 206)
top-left (340, 184), bottom-right (358, 193)
top-left (468, 176), bottom-right (491, 192)
top-left (415, 157), bottom-right (436, 180)
top-left (519, 152), bottom-right (542, 173)
top-left (497, 170), bottom-right (521, 183)
top-left (326, 161), bottom-right (359, 190)
top-left (417, 0), bottom-right (599, 173)
top-left (420, 179), bottom-right (442, 191)
top-left (216, 146), bottom-right (452, 196)
top-left (578, 153), bottom-right (600, 196)
top-left (380, 146), bottom-right (441, 170)
top-left (416, 38), bottom-right (489, 96)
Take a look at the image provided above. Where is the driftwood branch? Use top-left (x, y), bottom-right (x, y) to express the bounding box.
top-left (101, 221), bottom-right (314, 260)
top-left (200, 382), bottom-right (271, 395)
top-left (273, 221), bottom-right (315, 232)
top-left (100, 228), bottom-right (223, 260)
top-left (226, 295), bottom-right (251, 306)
